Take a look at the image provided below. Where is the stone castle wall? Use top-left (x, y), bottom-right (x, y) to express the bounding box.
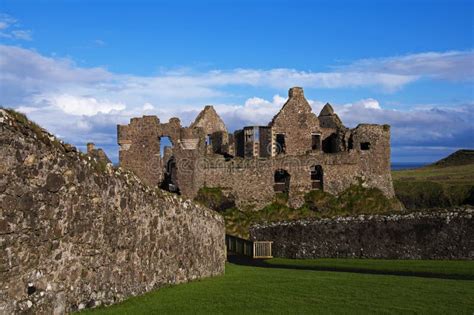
top-left (0, 110), bottom-right (226, 314)
top-left (189, 148), bottom-right (393, 209)
top-left (250, 209), bottom-right (474, 259)
top-left (116, 87), bottom-right (395, 208)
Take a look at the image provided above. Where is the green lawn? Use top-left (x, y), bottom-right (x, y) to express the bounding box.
top-left (84, 260), bottom-right (474, 314)
top-left (265, 258), bottom-right (474, 280)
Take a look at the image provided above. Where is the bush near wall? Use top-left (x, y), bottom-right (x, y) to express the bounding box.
top-left (194, 187), bottom-right (236, 213)
top-left (212, 183), bottom-right (403, 239)
top-left (394, 181), bottom-right (474, 209)
top-left (392, 162), bottom-right (474, 209)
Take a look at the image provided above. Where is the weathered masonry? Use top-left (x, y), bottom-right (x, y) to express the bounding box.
top-left (118, 87), bottom-right (395, 208)
top-left (0, 109), bottom-right (225, 314)
top-left (250, 209), bottom-right (474, 260)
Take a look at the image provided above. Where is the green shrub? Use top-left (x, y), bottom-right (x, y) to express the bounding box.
top-left (194, 187), bottom-right (236, 213)
top-left (464, 186), bottom-right (474, 205)
top-left (336, 184), bottom-right (399, 215)
top-left (393, 180), bottom-right (473, 209)
top-left (273, 192), bottom-right (289, 206)
top-left (222, 207), bottom-right (255, 239)
top-left (303, 190), bottom-right (338, 212)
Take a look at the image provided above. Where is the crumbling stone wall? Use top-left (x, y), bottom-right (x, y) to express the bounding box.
top-left (117, 116), bottom-right (182, 187)
top-left (86, 143), bottom-right (111, 165)
top-left (0, 109), bottom-right (225, 314)
top-left (190, 105), bottom-right (228, 154)
top-left (269, 87), bottom-right (321, 156)
top-left (117, 87), bottom-right (395, 208)
top-left (250, 208), bottom-right (474, 259)
top-left (190, 151), bottom-right (389, 209)
top-left (117, 116), bottom-right (163, 187)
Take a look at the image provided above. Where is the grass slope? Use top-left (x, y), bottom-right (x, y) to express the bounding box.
top-left (84, 261), bottom-right (474, 314)
top-left (392, 163), bottom-right (474, 209)
top-left (432, 149), bottom-right (474, 167)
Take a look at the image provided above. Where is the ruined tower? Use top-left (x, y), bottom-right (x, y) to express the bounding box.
top-left (117, 87), bottom-right (394, 207)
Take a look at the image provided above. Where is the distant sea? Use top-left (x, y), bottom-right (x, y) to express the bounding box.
top-left (391, 162), bottom-right (428, 171)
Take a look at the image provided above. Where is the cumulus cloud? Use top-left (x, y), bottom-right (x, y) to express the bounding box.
top-left (2, 45), bottom-right (472, 113)
top-left (34, 94), bottom-right (126, 116)
top-left (1, 44), bottom-right (473, 162)
top-left (213, 94), bottom-right (289, 128)
top-left (334, 101), bottom-right (474, 151)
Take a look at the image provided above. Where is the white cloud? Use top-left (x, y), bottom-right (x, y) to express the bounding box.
top-left (342, 50), bottom-right (474, 81)
top-left (0, 13), bottom-right (32, 41)
top-left (0, 21), bottom-right (11, 30)
top-left (333, 100), bottom-right (474, 149)
top-left (35, 94), bottom-right (126, 116)
top-left (93, 39), bottom-right (106, 46)
top-left (143, 102), bottom-right (154, 111)
top-left (11, 29), bottom-right (32, 41)
top-left (2, 45), bottom-right (472, 115)
top-left (0, 13), bottom-right (16, 29)
top-left (213, 94), bottom-right (289, 127)
top-left (1, 44), bottom-right (473, 162)
top-left (347, 98), bottom-right (381, 110)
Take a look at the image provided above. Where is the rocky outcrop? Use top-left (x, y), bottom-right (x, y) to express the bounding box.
top-left (250, 208), bottom-right (474, 259)
top-left (0, 109), bottom-right (226, 314)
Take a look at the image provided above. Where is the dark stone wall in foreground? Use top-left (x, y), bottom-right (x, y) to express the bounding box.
top-left (250, 209), bottom-right (474, 260)
top-left (0, 109), bottom-right (225, 314)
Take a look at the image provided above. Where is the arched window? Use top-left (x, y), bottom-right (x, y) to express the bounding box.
top-left (310, 165), bottom-right (323, 190)
top-left (274, 169), bottom-right (290, 193)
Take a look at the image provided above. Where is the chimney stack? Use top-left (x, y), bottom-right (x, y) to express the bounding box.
top-left (289, 87), bottom-right (304, 98)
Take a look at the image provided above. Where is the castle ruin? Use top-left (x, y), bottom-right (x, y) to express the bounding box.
top-left (117, 87), bottom-right (395, 208)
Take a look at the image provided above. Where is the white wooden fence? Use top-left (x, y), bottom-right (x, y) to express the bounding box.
top-left (226, 234), bottom-right (273, 259)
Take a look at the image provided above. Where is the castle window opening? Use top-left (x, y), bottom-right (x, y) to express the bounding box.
top-left (275, 133), bottom-right (286, 155)
top-left (311, 134), bottom-right (321, 151)
top-left (360, 142), bottom-right (371, 150)
top-left (206, 134), bottom-right (212, 146)
top-left (160, 157), bottom-right (180, 194)
top-left (274, 169), bottom-right (290, 193)
top-left (310, 165), bottom-right (323, 190)
top-left (348, 136), bottom-right (354, 150)
top-left (245, 130), bottom-right (253, 142)
top-left (254, 126), bottom-right (260, 142)
top-left (322, 133), bottom-right (337, 153)
top-left (160, 136), bottom-right (172, 157)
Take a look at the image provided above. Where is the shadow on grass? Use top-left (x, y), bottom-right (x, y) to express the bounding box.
top-left (227, 254), bottom-right (474, 281)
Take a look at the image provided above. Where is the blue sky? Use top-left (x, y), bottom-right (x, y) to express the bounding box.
top-left (0, 0), bottom-right (473, 162)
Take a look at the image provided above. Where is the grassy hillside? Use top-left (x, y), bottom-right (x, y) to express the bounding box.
top-left (431, 149), bottom-right (474, 167)
top-left (392, 154), bottom-right (474, 209)
top-left (84, 261), bottom-right (474, 314)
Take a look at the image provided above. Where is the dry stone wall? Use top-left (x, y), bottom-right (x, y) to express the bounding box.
top-left (250, 208), bottom-right (474, 259)
top-left (0, 109), bottom-right (226, 314)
